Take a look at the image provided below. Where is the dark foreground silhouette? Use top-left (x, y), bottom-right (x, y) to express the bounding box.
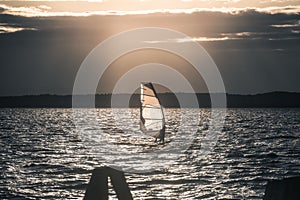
top-left (84, 168), bottom-right (300, 200)
top-left (264, 176), bottom-right (300, 200)
top-left (84, 167), bottom-right (133, 200)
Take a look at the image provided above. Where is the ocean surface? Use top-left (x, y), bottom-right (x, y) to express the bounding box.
top-left (1, 108), bottom-right (300, 199)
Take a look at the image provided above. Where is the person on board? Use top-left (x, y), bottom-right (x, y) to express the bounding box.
top-left (155, 124), bottom-right (165, 144)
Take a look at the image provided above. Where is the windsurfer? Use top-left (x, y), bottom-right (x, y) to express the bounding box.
top-left (155, 124), bottom-right (165, 143)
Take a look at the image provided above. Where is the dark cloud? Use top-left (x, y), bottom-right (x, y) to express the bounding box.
top-left (0, 10), bottom-right (299, 95)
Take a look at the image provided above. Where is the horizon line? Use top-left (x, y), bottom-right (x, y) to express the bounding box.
top-left (0, 91), bottom-right (299, 98)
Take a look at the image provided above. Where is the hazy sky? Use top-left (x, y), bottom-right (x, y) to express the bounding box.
top-left (0, 0), bottom-right (299, 95)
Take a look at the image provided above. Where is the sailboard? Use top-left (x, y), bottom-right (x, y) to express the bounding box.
top-left (140, 82), bottom-right (165, 141)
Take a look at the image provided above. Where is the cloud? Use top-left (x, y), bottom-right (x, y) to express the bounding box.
top-left (180, 37), bottom-right (232, 42)
top-left (0, 23), bottom-right (37, 34)
top-left (143, 28), bottom-right (300, 43)
top-left (271, 20), bottom-right (300, 28)
top-left (0, 4), bottom-right (300, 17)
top-left (143, 36), bottom-right (233, 43)
top-left (257, 5), bottom-right (300, 14)
top-left (291, 29), bottom-right (300, 33)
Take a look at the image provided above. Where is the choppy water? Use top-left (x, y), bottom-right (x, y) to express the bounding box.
top-left (0, 108), bottom-right (300, 199)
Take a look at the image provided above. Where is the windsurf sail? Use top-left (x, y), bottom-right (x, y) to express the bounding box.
top-left (140, 83), bottom-right (165, 139)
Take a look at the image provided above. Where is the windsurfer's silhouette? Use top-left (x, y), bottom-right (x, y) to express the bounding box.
top-left (155, 124), bottom-right (165, 143)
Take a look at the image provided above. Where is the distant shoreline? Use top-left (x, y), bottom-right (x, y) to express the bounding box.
top-left (0, 92), bottom-right (300, 108)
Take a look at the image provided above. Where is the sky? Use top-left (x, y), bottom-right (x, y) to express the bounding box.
top-left (0, 0), bottom-right (300, 95)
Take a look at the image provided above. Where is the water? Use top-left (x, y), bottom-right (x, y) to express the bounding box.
top-left (0, 108), bottom-right (300, 199)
